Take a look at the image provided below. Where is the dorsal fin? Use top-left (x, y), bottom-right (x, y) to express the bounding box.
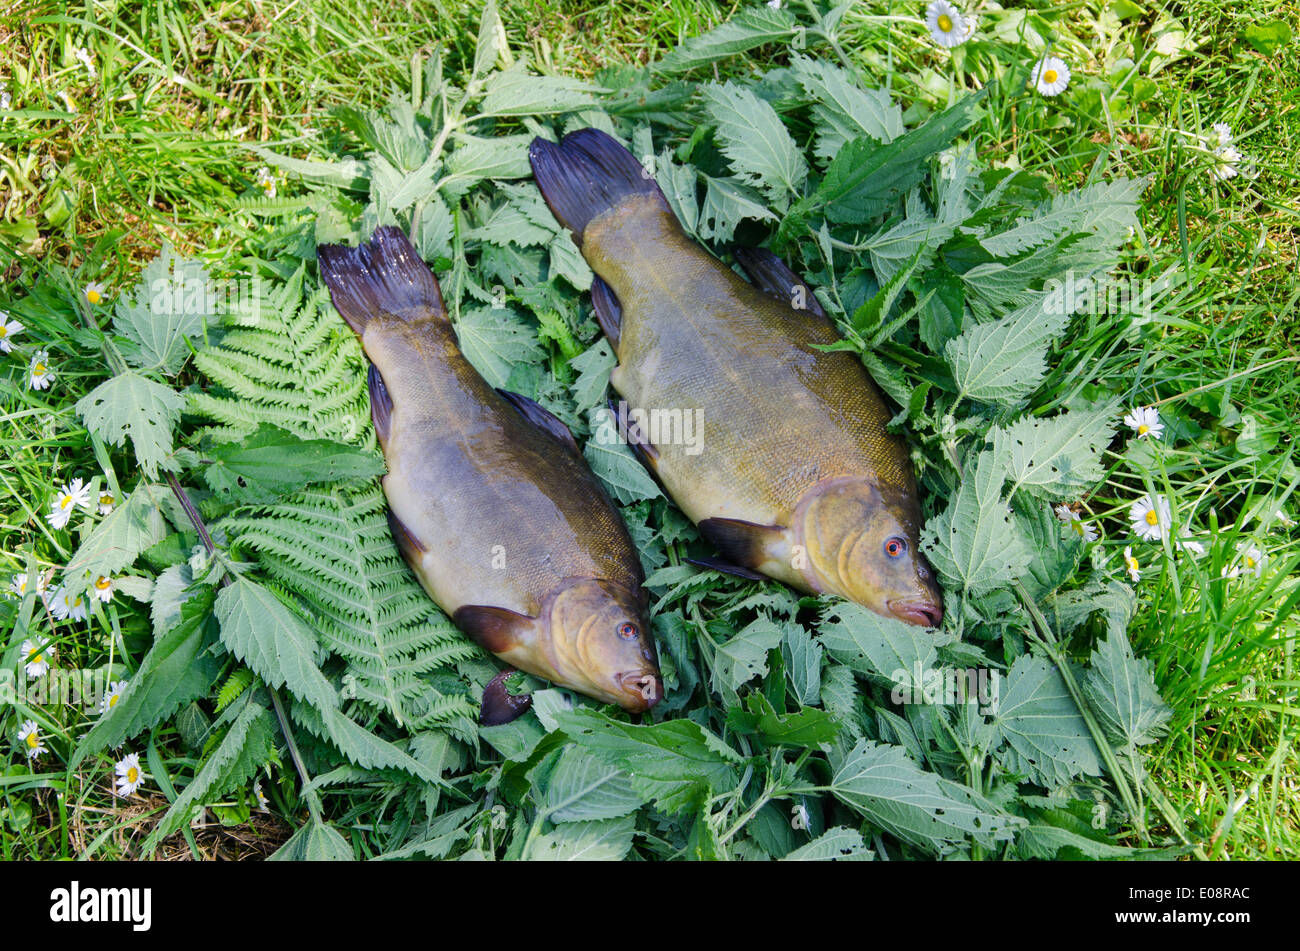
top-left (733, 246), bottom-right (827, 319)
top-left (496, 389), bottom-right (580, 454)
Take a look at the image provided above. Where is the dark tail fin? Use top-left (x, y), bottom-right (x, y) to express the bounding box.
top-left (529, 128), bottom-right (669, 243)
top-left (317, 226), bottom-right (446, 334)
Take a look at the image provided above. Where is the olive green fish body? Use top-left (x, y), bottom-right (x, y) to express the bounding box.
top-left (531, 131), bottom-right (942, 627)
top-left (318, 228), bottom-right (660, 713)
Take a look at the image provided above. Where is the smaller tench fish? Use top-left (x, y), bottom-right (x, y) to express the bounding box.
top-left (317, 227), bottom-right (661, 722)
top-left (530, 129), bottom-right (943, 628)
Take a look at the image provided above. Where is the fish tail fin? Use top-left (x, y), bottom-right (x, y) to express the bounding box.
top-left (529, 129), bottom-right (669, 242)
top-left (317, 226), bottom-right (446, 334)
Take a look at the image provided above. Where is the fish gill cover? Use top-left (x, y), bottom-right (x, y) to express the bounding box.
top-left (52, 1), bottom-right (1184, 859)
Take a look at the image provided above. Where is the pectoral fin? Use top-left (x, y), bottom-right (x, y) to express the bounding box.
top-left (453, 604), bottom-right (534, 654)
top-left (609, 397), bottom-right (660, 468)
top-left (496, 389), bottom-right (579, 454)
top-left (480, 669), bottom-right (533, 726)
top-left (386, 508), bottom-right (426, 562)
top-left (698, 517), bottom-right (785, 572)
top-left (733, 246), bottom-right (827, 319)
top-left (590, 276), bottom-right (623, 351)
top-left (368, 363), bottom-right (394, 444)
top-left (686, 556), bottom-right (768, 582)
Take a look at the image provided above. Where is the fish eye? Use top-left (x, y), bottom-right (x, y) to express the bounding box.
top-left (617, 621), bottom-right (639, 640)
top-left (884, 537), bottom-right (907, 559)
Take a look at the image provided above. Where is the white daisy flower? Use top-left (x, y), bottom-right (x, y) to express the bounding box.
top-left (1235, 542), bottom-right (1266, 578)
top-left (254, 780), bottom-right (270, 812)
top-left (1177, 535), bottom-right (1207, 558)
top-left (49, 586), bottom-right (88, 622)
top-left (100, 679), bottom-right (128, 714)
top-left (1211, 122), bottom-right (1233, 149)
top-left (1123, 406), bottom-right (1164, 440)
top-left (83, 281), bottom-right (108, 306)
top-left (92, 574), bottom-right (114, 603)
top-left (21, 638), bottom-right (53, 678)
top-left (926, 1), bottom-right (969, 48)
top-left (1032, 56), bottom-right (1071, 97)
top-left (1274, 510), bottom-right (1296, 529)
top-left (47, 477), bottom-right (91, 529)
top-left (766, 0), bottom-right (783, 8)
top-left (1122, 546), bottom-right (1141, 583)
top-left (114, 753), bottom-right (146, 797)
top-left (0, 312), bottom-right (23, 353)
top-left (1211, 144), bottom-right (1242, 181)
top-left (1054, 504), bottom-right (1099, 542)
top-left (9, 572), bottom-right (29, 598)
top-left (17, 719), bottom-right (46, 759)
top-left (28, 349), bottom-right (53, 391)
top-left (0, 82), bottom-right (11, 111)
top-left (72, 46), bottom-right (97, 78)
top-left (96, 489), bottom-right (115, 515)
top-left (1129, 493), bottom-right (1171, 542)
top-left (255, 166), bottom-right (277, 199)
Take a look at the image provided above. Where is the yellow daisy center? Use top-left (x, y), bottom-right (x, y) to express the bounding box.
top-left (31, 652), bottom-right (43, 664)
top-left (1043, 69), bottom-right (1059, 84)
top-left (127, 766), bottom-right (139, 783)
top-left (60, 495), bottom-right (72, 509)
top-left (1138, 424), bottom-right (1149, 435)
top-left (86, 289), bottom-right (101, 304)
top-left (1145, 510), bottom-right (1159, 525)
top-left (109, 693), bottom-right (120, 708)
top-left (100, 493), bottom-right (113, 506)
top-left (1245, 556), bottom-right (1256, 567)
top-left (1126, 556), bottom-right (1139, 569)
top-left (938, 13), bottom-right (953, 31)
top-left (33, 363), bottom-right (46, 376)
top-left (0, 326), bottom-right (7, 337)
top-left (1071, 521), bottom-right (1085, 536)
top-left (95, 576), bottom-right (111, 590)
top-left (25, 732), bottom-right (39, 749)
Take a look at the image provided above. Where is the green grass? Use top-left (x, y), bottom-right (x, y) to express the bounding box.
top-left (1, 0), bottom-right (1297, 858)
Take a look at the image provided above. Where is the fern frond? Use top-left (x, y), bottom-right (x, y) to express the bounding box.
top-left (216, 666), bottom-right (256, 712)
top-left (221, 483), bottom-right (480, 730)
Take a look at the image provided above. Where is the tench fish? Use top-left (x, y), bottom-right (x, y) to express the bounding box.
top-left (317, 227), bottom-right (661, 722)
top-left (530, 129), bottom-right (943, 628)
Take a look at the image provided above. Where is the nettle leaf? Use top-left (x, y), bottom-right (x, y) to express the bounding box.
top-left (202, 424), bottom-right (385, 504)
top-left (817, 88), bottom-right (985, 224)
top-left (818, 602), bottom-right (951, 689)
top-left (698, 174), bottom-right (778, 243)
top-left (64, 483), bottom-right (168, 582)
top-left (290, 699), bottom-right (448, 786)
top-left (473, 0), bottom-right (510, 78)
top-left (369, 151), bottom-right (438, 216)
top-left (782, 622), bottom-right (823, 707)
top-left (76, 371), bottom-right (185, 479)
top-left (534, 746), bottom-right (644, 823)
top-left (568, 339), bottom-right (616, 410)
top-left (522, 815), bottom-right (636, 861)
top-left (791, 55), bottom-right (902, 163)
top-left (72, 588), bottom-right (220, 765)
top-left (143, 698), bottom-right (276, 854)
top-left (453, 306), bottom-right (544, 388)
top-left (557, 708), bottom-right (741, 817)
top-left (702, 81), bottom-right (807, 203)
top-left (726, 692), bottom-right (841, 748)
top-left (992, 401), bottom-right (1119, 499)
top-left (782, 826), bottom-right (873, 861)
top-left (711, 615), bottom-right (784, 698)
top-left (1083, 629), bottom-right (1173, 750)
top-left (1016, 821), bottom-right (1143, 860)
top-left (978, 178), bottom-right (1145, 259)
top-left (655, 5), bottom-right (799, 74)
top-left (441, 134), bottom-right (533, 198)
top-left (992, 655), bottom-right (1103, 787)
top-left (477, 62), bottom-right (599, 117)
top-left (921, 451), bottom-right (1031, 596)
top-left (215, 577), bottom-right (337, 713)
top-left (250, 147), bottom-right (369, 191)
top-left (582, 407), bottom-right (662, 504)
top-left (657, 150), bottom-right (701, 236)
top-left (112, 248), bottom-right (211, 374)
top-left (271, 817), bottom-right (354, 861)
top-left (829, 739), bottom-right (1024, 853)
top-left (858, 213), bottom-right (959, 285)
top-left (944, 283), bottom-right (1075, 408)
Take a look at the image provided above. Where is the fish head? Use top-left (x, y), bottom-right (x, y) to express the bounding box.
top-left (547, 579), bottom-right (662, 712)
top-left (796, 479), bottom-right (944, 628)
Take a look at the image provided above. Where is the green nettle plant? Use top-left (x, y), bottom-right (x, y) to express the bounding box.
top-left (15, 2), bottom-right (1203, 859)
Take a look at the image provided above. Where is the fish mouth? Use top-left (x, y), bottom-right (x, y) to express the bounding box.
top-left (617, 671), bottom-right (663, 711)
top-left (888, 599), bottom-right (943, 628)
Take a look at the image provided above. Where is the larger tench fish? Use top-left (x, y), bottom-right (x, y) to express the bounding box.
top-left (530, 129), bottom-right (943, 628)
top-left (317, 226), bottom-right (661, 722)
